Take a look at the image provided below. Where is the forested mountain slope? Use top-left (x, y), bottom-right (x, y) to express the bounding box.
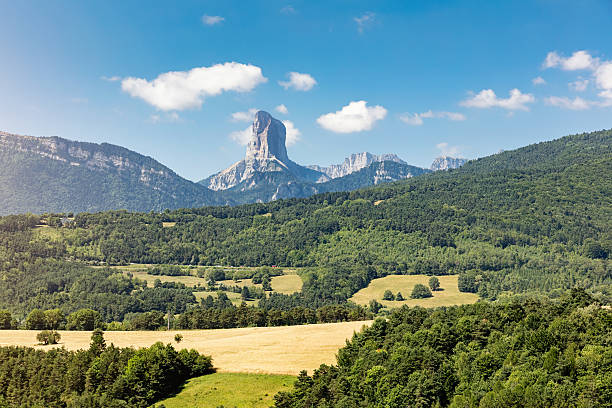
top-left (6, 128), bottom-right (607, 309)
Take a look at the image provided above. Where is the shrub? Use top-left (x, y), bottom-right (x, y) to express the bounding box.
top-left (428, 276), bottom-right (440, 291)
top-left (174, 334), bottom-right (183, 343)
top-left (395, 292), bottom-right (404, 301)
top-left (411, 284), bottom-right (433, 299)
top-left (382, 290), bottom-right (395, 301)
top-left (37, 330), bottom-right (61, 345)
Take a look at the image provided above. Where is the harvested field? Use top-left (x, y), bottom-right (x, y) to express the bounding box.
top-left (0, 320), bottom-right (371, 375)
top-left (350, 274), bottom-right (479, 308)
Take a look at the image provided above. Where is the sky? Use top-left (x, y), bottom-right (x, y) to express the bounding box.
top-left (1, 0), bottom-right (611, 181)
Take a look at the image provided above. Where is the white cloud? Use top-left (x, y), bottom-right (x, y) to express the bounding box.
top-left (150, 112), bottom-right (181, 123)
top-left (231, 108), bottom-right (257, 122)
top-left (229, 126), bottom-right (252, 146)
top-left (436, 142), bottom-right (461, 157)
top-left (275, 104), bottom-right (288, 114)
top-left (400, 110), bottom-right (466, 126)
top-left (278, 72), bottom-right (317, 91)
top-left (121, 62), bottom-right (267, 111)
top-left (101, 75), bottom-right (121, 82)
top-left (543, 50), bottom-right (598, 71)
top-left (545, 96), bottom-right (591, 110)
top-left (532, 76), bottom-right (546, 85)
top-left (598, 90), bottom-right (612, 106)
top-left (316, 100), bottom-right (387, 133)
top-left (569, 79), bottom-right (589, 92)
top-left (354, 12), bottom-right (375, 33)
top-left (460, 89), bottom-right (535, 111)
top-left (281, 120), bottom-right (300, 146)
top-left (595, 62), bottom-right (612, 91)
top-left (202, 15), bottom-right (224, 26)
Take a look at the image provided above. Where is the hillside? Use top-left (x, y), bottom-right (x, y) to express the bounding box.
top-left (0, 131), bottom-right (225, 214)
top-left (0, 128), bottom-right (609, 325)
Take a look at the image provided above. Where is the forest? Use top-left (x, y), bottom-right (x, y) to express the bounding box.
top-left (0, 129), bottom-right (609, 326)
top-left (273, 290), bottom-right (611, 407)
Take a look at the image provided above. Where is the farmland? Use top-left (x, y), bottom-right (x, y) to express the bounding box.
top-left (0, 320), bottom-right (371, 375)
top-left (350, 274), bottom-right (479, 308)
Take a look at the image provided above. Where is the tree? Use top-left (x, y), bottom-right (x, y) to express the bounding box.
top-left (382, 290), bottom-right (395, 301)
top-left (174, 333), bottom-right (183, 344)
top-left (369, 300), bottom-right (383, 314)
top-left (25, 309), bottom-right (47, 330)
top-left (262, 276), bottom-right (272, 291)
top-left (89, 328), bottom-right (106, 355)
top-left (241, 286), bottom-right (251, 300)
top-left (66, 309), bottom-right (104, 331)
top-left (37, 330), bottom-right (61, 345)
top-left (429, 276), bottom-right (441, 291)
top-left (411, 284), bottom-right (433, 299)
top-left (0, 310), bottom-right (15, 329)
top-left (44, 309), bottom-right (65, 330)
top-left (396, 292), bottom-right (405, 301)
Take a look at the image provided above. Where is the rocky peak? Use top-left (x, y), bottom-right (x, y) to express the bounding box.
top-left (430, 156), bottom-right (467, 171)
top-left (308, 152), bottom-right (407, 179)
top-left (245, 111), bottom-right (289, 164)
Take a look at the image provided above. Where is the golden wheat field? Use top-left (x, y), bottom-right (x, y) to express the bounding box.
top-left (0, 320), bottom-right (371, 375)
top-left (350, 274), bottom-right (479, 308)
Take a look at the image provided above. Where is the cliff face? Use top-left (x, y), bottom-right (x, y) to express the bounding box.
top-left (203, 111), bottom-right (327, 191)
top-left (430, 156), bottom-right (467, 171)
top-left (307, 152), bottom-right (407, 179)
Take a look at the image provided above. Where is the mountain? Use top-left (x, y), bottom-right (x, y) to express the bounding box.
top-left (200, 110), bottom-right (428, 204)
top-left (430, 156), bottom-right (467, 170)
top-left (0, 131), bottom-right (225, 214)
top-left (201, 111), bottom-right (328, 191)
top-left (307, 152), bottom-right (406, 179)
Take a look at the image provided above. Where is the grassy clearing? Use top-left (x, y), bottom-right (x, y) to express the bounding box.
top-left (350, 275), bottom-right (479, 308)
top-left (154, 372), bottom-right (294, 408)
top-left (270, 274), bottom-right (303, 294)
top-left (1, 320), bottom-right (371, 374)
top-left (193, 290), bottom-right (259, 307)
top-left (162, 222), bottom-right (176, 228)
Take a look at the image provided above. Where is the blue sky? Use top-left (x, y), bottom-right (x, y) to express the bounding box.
top-left (1, 0), bottom-right (611, 181)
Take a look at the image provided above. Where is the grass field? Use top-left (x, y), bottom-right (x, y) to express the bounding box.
top-left (350, 275), bottom-right (479, 308)
top-left (0, 320), bottom-right (371, 374)
top-left (155, 372), bottom-right (294, 408)
top-left (193, 290), bottom-right (259, 307)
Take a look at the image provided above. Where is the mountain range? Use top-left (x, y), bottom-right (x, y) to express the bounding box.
top-left (0, 111), bottom-right (465, 214)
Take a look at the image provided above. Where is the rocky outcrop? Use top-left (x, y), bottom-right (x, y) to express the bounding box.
top-left (307, 152), bottom-right (407, 179)
top-left (202, 111), bottom-right (327, 190)
top-left (430, 156), bottom-right (467, 171)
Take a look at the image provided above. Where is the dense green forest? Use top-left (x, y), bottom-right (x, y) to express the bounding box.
top-left (273, 290), bottom-right (612, 407)
top-left (0, 129), bottom-right (610, 324)
top-left (0, 330), bottom-right (214, 407)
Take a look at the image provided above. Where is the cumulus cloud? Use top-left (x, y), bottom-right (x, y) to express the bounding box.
top-left (150, 112), bottom-right (181, 123)
top-left (436, 142), bottom-right (461, 157)
top-left (231, 108), bottom-right (258, 122)
top-left (400, 110), bottom-right (466, 126)
top-left (569, 79), bottom-right (589, 92)
top-left (461, 89), bottom-right (535, 111)
top-left (543, 50), bottom-right (598, 71)
top-left (275, 104), bottom-right (288, 114)
top-left (229, 126), bottom-right (252, 146)
top-left (279, 72), bottom-right (317, 91)
top-left (532, 76), bottom-right (546, 85)
top-left (545, 96), bottom-right (592, 110)
top-left (595, 62), bottom-right (612, 92)
top-left (202, 15), bottom-right (224, 25)
top-left (354, 12), bottom-right (375, 33)
top-left (317, 101), bottom-right (387, 133)
top-left (282, 120), bottom-right (300, 146)
top-left (121, 62), bottom-right (267, 111)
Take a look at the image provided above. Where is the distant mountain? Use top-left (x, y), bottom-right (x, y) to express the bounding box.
top-left (0, 131), bottom-right (225, 215)
top-left (199, 111), bottom-right (429, 204)
top-left (430, 156), bottom-right (467, 171)
top-left (0, 110), bottom-right (432, 214)
top-left (307, 152), bottom-right (406, 179)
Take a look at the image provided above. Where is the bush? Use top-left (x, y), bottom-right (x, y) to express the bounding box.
top-left (37, 330), bottom-right (61, 345)
top-left (429, 276), bottom-right (440, 291)
top-left (411, 284), bottom-right (433, 299)
top-left (382, 290), bottom-right (395, 301)
top-left (174, 334), bottom-right (183, 343)
top-left (395, 292), bottom-right (404, 301)
top-left (66, 309), bottom-right (104, 330)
